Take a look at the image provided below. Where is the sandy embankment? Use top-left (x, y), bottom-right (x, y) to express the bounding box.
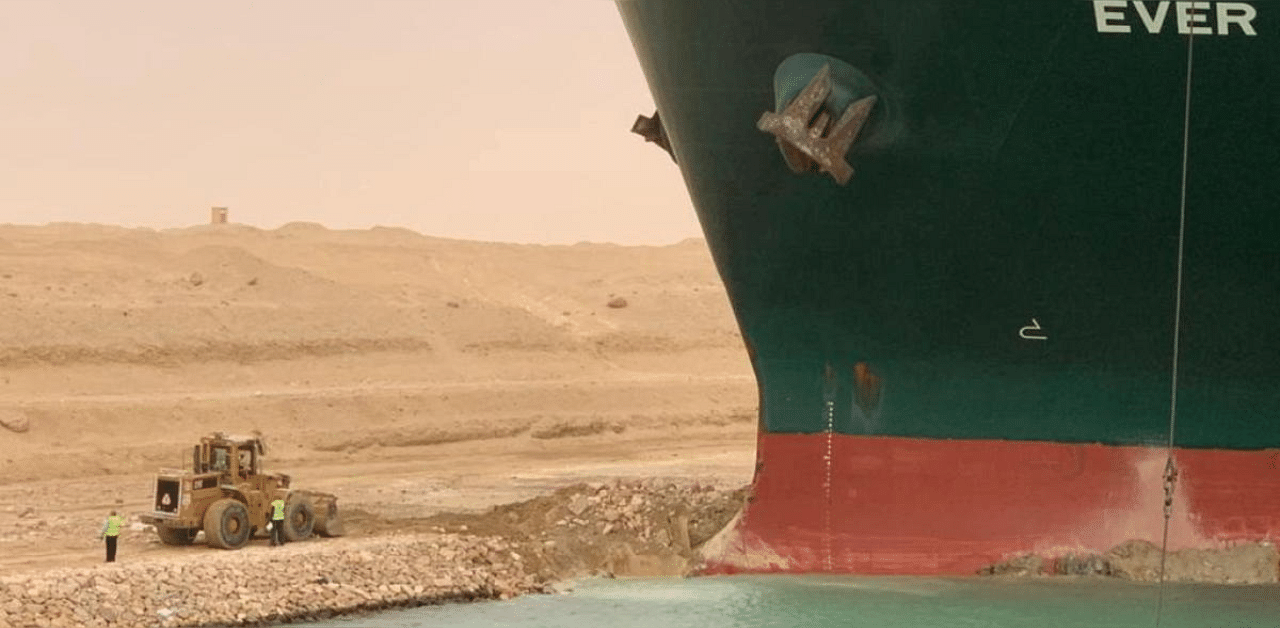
top-left (0, 223), bottom-right (759, 626)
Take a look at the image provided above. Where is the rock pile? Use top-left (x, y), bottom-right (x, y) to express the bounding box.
top-left (978, 539), bottom-right (1279, 584)
top-left (423, 479), bottom-right (747, 579)
top-left (0, 533), bottom-right (544, 628)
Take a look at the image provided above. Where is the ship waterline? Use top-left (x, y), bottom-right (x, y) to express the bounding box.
top-left (705, 434), bottom-right (1279, 574)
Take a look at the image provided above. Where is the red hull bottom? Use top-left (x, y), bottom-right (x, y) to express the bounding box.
top-left (700, 433), bottom-right (1280, 574)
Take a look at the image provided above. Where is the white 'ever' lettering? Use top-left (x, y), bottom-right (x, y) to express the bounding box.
top-left (1093, 1), bottom-right (1258, 35)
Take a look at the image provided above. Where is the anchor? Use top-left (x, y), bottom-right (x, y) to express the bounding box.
top-left (631, 110), bottom-right (676, 162)
top-left (757, 64), bottom-right (877, 186)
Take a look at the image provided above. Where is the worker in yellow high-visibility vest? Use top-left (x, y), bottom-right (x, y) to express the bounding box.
top-left (99, 510), bottom-right (125, 562)
top-left (270, 498), bottom-right (286, 546)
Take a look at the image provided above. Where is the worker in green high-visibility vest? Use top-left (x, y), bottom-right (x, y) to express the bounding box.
top-left (99, 510), bottom-right (125, 562)
top-left (269, 497), bottom-right (286, 546)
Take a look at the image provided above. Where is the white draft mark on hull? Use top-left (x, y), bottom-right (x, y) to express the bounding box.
top-left (1020, 318), bottom-right (1048, 341)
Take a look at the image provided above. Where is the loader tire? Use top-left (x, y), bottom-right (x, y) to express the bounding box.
top-left (283, 497), bottom-right (315, 542)
top-left (315, 501), bottom-right (345, 537)
top-left (204, 499), bottom-right (251, 549)
top-left (155, 525), bottom-right (199, 546)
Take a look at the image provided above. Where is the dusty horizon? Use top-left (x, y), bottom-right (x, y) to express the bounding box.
top-left (0, 217), bottom-right (707, 247)
top-left (1, 0), bottom-right (698, 246)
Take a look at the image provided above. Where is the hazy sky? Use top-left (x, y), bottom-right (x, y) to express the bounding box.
top-left (0, 1), bottom-right (698, 245)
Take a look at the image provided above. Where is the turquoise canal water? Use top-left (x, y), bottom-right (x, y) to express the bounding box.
top-left (300, 575), bottom-right (1278, 627)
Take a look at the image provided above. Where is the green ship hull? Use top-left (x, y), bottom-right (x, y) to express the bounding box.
top-left (617, 0), bottom-right (1280, 573)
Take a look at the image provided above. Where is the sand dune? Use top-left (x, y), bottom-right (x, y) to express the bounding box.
top-left (0, 223), bottom-right (739, 361)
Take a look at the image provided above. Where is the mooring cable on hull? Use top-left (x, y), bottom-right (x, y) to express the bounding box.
top-left (1154, 27), bottom-right (1197, 628)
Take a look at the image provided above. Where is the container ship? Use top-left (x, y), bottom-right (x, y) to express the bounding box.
top-left (615, 0), bottom-right (1280, 574)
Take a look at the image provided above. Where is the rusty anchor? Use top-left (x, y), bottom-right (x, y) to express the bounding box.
top-left (757, 64), bottom-right (877, 186)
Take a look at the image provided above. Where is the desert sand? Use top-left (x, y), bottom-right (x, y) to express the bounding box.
top-left (0, 222), bottom-right (758, 575)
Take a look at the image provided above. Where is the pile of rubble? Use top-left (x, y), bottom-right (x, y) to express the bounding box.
top-left (979, 539), bottom-right (1279, 584)
top-left (422, 479), bottom-right (748, 579)
top-left (0, 533), bottom-right (544, 628)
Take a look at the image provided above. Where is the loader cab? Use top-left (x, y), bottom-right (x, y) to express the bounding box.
top-left (194, 437), bottom-right (263, 478)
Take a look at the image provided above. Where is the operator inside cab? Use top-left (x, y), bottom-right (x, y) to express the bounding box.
top-left (212, 448), bottom-right (229, 472)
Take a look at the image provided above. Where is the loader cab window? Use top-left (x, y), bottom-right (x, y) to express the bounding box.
top-left (211, 446), bottom-right (230, 472)
top-left (237, 447), bottom-right (255, 476)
